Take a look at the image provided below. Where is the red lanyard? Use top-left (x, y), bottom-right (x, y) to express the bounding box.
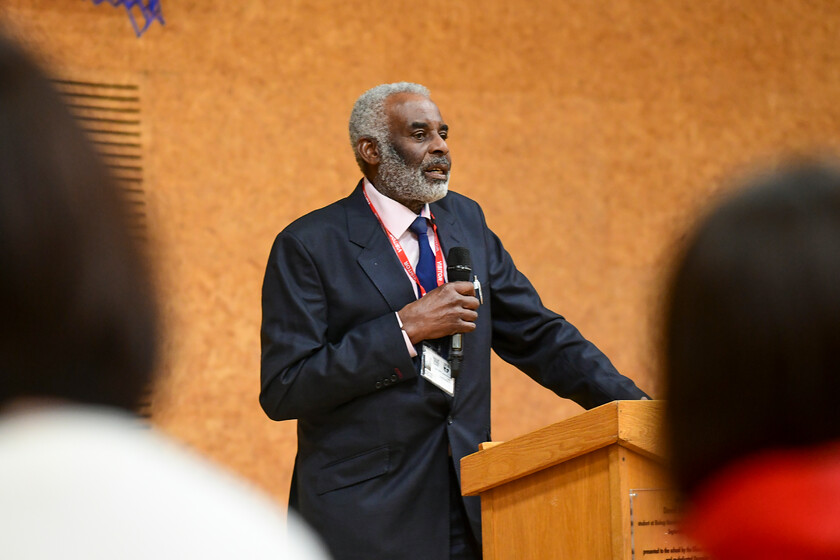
top-left (363, 188), bottom-right (445, 297)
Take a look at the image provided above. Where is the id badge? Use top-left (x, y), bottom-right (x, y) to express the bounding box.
top-left (421, 344), bottom-right (454, 396)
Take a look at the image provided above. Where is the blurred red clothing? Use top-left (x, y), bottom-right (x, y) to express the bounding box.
top-left (684, 442), bottom-right (840, 560)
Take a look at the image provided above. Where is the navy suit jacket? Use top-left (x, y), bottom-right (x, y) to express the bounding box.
top-left (260, 182), bottom-right (648, 560)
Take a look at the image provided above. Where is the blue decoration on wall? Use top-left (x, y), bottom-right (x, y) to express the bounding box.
top-left (90, 0), bottom-right (165, 37)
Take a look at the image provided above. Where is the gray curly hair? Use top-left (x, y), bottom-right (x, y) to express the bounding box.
top-left (349, 82), bottom-right (430, 172)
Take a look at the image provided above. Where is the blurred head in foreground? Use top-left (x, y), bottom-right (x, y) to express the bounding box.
top-left (664, 159), bottom-right (840, 559)
top-left (0, 33), bottom-right (157, 412)
top-left (0, 32), bottom-right (330, 559)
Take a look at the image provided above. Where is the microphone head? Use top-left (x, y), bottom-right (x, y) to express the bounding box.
top-left (447, 247), bottom-right (472, 282)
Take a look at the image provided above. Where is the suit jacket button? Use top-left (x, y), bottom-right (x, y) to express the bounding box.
top-left (375, 381), bottom-right (382, 389)
top-left (390, 374), bottom-right (398, 382)
top-left (383, 378), bottom-right (391, 386)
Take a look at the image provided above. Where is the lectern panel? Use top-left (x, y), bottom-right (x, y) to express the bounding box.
top-left (482, 448), bottom-right (613, 559)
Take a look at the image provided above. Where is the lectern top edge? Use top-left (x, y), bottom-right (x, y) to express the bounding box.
top-left (460, 400), bottom-right (665, 496)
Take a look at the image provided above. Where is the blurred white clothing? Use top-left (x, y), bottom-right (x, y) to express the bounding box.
top-left (0, 405), bottom-right (329, 559)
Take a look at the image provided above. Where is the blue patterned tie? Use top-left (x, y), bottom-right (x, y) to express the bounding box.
top-left (409, 216), bottom-right (436, 296)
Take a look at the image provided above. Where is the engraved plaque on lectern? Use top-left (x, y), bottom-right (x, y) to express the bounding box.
top-left (629, 488), bottom-right (707, 560)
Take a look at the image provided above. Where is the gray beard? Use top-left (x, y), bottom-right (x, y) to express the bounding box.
top-left (376, 143), bottom-right (449, 206)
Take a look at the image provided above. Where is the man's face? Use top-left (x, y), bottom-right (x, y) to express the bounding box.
top-left (375, 93), bottom-right (451, 211)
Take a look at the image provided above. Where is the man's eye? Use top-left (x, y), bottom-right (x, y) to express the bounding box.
top-left (413, 131), bottom-right (425, 140)
top-left (440, 131), bottom-right (448, 140)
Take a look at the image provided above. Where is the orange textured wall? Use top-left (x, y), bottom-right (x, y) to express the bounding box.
top-left (4, 0), bottom-right (840, 505)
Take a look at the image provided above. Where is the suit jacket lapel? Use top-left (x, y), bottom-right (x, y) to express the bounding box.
top-left (346, 182), bottom-right (418, 311)
top-left (429, 200), bottom-right (467, 259)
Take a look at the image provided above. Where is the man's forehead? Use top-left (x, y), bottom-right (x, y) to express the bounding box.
top-left (385, 93), bottom-right (445, 127)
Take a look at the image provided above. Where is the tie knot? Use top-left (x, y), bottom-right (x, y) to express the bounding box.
top-left (409, 216), bottom-right (428, 237)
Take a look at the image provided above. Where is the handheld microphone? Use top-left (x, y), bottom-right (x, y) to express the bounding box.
top-left (447, 247), bottom-right (472, 378)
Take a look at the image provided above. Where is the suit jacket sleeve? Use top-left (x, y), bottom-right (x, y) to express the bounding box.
top-left (259, 230), bottom-right (417, 421)
top-left (479, 209), bottom-right (649, 408)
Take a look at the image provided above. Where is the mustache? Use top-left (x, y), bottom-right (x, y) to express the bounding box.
top-left (422, 157), bottom-right (451, 172)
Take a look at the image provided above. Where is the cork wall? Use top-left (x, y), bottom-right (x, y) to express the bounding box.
top-left (3, 0), bottom-right (840, 505)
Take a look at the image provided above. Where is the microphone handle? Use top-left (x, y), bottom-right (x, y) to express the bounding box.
top-left (450, 333), bottom-right (463, 378)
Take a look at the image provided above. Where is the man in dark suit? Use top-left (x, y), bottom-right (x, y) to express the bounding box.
top-left (260, 82), bottom-right (649, 560)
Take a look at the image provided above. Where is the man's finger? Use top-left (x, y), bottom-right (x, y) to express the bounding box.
top-left (450, 281), bottom-right (475, 296)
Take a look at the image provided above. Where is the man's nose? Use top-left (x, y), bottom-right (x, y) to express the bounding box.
top-left (429, 132), bottom-right (449, 155)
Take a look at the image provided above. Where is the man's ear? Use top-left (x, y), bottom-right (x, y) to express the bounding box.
top-left (357, 137), bottom-right (380, 166)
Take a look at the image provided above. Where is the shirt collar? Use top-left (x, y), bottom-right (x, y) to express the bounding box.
top-left (363, 178), bottom-right (430, 237)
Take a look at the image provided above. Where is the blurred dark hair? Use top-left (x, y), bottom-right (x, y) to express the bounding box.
top-left (0, 33), bottom-right (157, 411)
top-left (664, 159), bottom-right (840, 497)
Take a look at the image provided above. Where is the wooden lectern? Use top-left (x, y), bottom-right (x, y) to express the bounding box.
top-left (461, 400), bottom-right (669, 560)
